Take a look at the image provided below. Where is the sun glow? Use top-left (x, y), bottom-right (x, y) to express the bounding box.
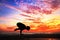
top-left (0, 0), bottom-right (60, 33)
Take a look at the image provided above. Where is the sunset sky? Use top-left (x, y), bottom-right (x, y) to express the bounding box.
top-left (0, 0), bottom-right (60, 34)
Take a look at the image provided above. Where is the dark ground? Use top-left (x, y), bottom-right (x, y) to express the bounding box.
top-left (0, 34), bottom-right (60, 40)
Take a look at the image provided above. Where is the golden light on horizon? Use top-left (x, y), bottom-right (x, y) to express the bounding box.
top-left (0, 0), bottom-right (60, 33)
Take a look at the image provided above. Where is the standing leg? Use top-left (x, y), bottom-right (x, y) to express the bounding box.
top-left (20, 30), bottom-right (22, 35)
top-left (20, 30), bottom-right (23, 40)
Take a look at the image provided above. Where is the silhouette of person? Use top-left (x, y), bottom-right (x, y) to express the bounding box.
top-left (14, 22), bottom-right (30, 35)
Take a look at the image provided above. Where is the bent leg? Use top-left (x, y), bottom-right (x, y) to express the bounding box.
top-left (14, 28), bottom-right (19, 31)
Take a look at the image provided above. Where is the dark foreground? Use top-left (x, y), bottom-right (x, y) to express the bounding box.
top-left (0, 34), bottom-right (60, 40)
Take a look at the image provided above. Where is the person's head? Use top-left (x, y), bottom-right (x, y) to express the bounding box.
top-left (26, 26), bottom-right (30, 31)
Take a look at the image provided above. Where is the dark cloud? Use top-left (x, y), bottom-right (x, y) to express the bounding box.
top-left (7, 27), bottom-right (14, 29)
top-left (51, 0), bottom-right (60, 9)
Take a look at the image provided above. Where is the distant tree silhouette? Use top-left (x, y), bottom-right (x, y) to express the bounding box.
top-left (14, 22), bottom-right (30, 35)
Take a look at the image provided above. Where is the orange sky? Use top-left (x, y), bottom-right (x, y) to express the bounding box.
top-left (0, 8), bottom-right (60, 34)
top-left (0, 0), bottom-right (60, 34)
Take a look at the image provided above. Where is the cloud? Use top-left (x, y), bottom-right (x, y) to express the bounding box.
top-left (0, 0), bottom-right (60, 34)
top-left (51, 0), bottom-right (60, 9)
